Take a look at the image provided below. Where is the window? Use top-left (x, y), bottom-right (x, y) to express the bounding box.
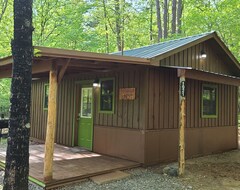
top-left (99, 79), bottom-right (115, 113)
top-left (81, 87), bottom-right (92, 118)
top-left (44, 84), bottom-right (49, 109)
top-left (202, 84), bottom-right (218, 118)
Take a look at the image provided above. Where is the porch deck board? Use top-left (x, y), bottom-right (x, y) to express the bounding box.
top-left (0, 143), bottom-right (140, 189)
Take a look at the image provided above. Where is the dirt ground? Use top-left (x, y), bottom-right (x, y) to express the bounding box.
top-left (152, 130), bottom-right (240, 190)
top-left (178, 149), bottom-right (240, 190)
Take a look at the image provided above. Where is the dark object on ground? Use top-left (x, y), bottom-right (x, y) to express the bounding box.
top-left (0, 119), bottom-right (8, 138)
top-left (163, 166), bottom-right (179, 177)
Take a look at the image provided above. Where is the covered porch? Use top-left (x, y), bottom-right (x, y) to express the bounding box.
top-left (0, 141), bottom-right (140, 189)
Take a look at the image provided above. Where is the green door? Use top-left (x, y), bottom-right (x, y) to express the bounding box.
top-left (78, 86), bottom-right (93, 150)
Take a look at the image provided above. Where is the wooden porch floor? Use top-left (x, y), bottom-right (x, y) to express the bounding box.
top-left (0, 143), bottom-right (140, 189)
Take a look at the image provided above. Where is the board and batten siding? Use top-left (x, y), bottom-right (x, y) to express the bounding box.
top-left (31, 78), bottom-right (75, 146)
top-left (160, 40), bottom-right (234, 76)
top-left (146, 67), bottom-right (238, 130)
top-left (147, 67), bottom-right (179, 129)
top-left (30, 67), bottom-right (148, 146)
top-left (186, 79), bottom-right (238, 128)
top-left (30, 81), bottom-right (48, 141)
top-left (94, 68), bottom-right (147, 130)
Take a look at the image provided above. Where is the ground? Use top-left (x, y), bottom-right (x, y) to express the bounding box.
top-left (0, 131), bottom-right (240, 190)
top-left (161, 150), bottom-right (240, 190)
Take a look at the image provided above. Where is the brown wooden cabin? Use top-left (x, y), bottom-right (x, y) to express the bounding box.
top-left (0, 31), bottom-right (240, 165)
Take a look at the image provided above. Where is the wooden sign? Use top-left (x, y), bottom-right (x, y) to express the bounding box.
top-left (119, 88), bottom-right (135, 100)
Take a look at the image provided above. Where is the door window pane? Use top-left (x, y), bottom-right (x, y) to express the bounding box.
top-left (81, 88), bottom-right (92, 118)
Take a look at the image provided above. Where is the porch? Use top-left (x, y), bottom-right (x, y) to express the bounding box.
top-left (0, 142), bottom-right (140, 189)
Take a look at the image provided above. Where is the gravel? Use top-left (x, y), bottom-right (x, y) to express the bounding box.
top-left (0, 139), bottom-right (189, 190)
top-left (53, 168), bottom-right (190, 190)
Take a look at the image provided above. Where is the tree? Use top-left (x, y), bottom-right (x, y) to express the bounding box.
top-left (172, 0), bottom-right (176, 34)
top-left (177, 0), bottom-right (183, 33)
top-left (163, 0), bottom-right (168, 38)
top-left (3, 0), bottom-right (33, 189)
top-left (102, 0), bottom-right (110, 53)
top-left (156, 0), bottom-right (162, 42)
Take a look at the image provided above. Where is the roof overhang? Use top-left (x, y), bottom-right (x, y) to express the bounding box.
top-left (173, 66), bottom-right (240, 86)
top-left (0, 46), bottom-right (152, 79)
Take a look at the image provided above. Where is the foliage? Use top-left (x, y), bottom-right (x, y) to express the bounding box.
top-left (0, 0), bottom-right (239, 106)
top-left (0, 79), bottom-right (10, 108)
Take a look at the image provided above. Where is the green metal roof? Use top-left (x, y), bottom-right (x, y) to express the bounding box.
top-left (112, 32), bottom-right (214, 59)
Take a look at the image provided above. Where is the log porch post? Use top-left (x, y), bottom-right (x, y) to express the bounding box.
top-left (178, 69), bottom-right (186, 176)
top-left (43, 63), bottom-right (58, 181)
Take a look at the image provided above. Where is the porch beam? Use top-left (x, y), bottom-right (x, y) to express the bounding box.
top-left (0, 61), bottom-right (52, 79)
top-left (43, 63), bottom-right (58, 181)
top-left (178, 69), bottom-right (186, 176)
top-left (58, 58), bottom-right (71, 83)
top-left (184, 69), bottom-right (240, 86)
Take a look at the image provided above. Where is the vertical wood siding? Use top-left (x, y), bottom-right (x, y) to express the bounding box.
top-left (30, 67), bottom-right (148, 146)
top-left (146, 68), bottom-right (238, 130)
top-left (147, 68), bottom-right (179, 129)
top-left (30, 66), bottom-right (238, 146)
top-left (30, 81), bottom-right (48, 141)
top-left (30, 78), bottom-right (76, 146)
top-left (186, 79), bottom-right (238, 128)
top-left (94, 68), bottom-right (147, 129)
top-left (160, 41), bottom-right (233, 76)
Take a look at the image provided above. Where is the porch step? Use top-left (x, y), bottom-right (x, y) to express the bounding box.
top-left (90, 170), bottom-right (130, 185)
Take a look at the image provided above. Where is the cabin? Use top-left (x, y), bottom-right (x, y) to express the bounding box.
top-left (0, 31), bottom-right (239, 168)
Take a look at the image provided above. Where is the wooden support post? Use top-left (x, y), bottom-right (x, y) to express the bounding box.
top-left (43, 64), bottom-right (58, 181)
top-left (178, 69), bottom-right (186, 176)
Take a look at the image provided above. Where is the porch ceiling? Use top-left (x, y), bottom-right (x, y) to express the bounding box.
top-left (0, 55), bottom-right (147, 79)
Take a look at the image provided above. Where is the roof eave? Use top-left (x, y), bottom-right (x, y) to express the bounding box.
top-left (35, 46), bottom-right (151, 65)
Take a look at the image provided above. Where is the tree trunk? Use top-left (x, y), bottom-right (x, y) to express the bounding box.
top-left (115, 0), bottom-right (122, 51)
top-left (149, 0), bottom-right (153, 43)
top-left (177, 0), bottom-right (183, 34)
top-left (3, 0), bottom-right (33, 189)
top-left (155, 0), bottom-right (162, 42)
top-left (163, 0), bottom-right (168, 38)
top-left (102, 0), bottom-right (109, 53)
top-left (172, 0), bottom-right (176, 34)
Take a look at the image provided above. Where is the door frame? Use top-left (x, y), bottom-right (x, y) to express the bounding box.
top-left (73, 80), bottom-right (94, 148)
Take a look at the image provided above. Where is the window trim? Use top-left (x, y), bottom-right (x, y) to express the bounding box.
top-left (98, 78), bottom-right (115, 114)
top-left (201, 84), bottom-right (218, 118)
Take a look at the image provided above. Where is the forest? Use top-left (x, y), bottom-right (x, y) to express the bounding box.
top-left (0, 0), bottom-right (240, 109)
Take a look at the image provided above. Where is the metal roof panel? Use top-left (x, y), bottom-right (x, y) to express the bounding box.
top-left (112, 32), bottom-right (213, 58)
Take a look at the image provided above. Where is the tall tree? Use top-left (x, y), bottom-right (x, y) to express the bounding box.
top-left (156, 0), bottom-right (162, 42)
top-left (149, 0), bottom-right (153, 42)
top-left (177, 0), bottom-right (183, 33)
top-left (115, 0), bottom-right (122, 51)
top-left (102, 0), bottom-right (110, 53)
top-left (3, 0), bottom-right (33, 189)
top-left (172, 0), bottom-right (176, 34)
top-left (163, 0), bottom-right (168, 38)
